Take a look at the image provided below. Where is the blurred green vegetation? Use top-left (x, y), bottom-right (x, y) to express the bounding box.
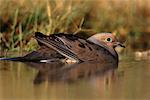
top-left (0, 0), bottom-right (150, 52)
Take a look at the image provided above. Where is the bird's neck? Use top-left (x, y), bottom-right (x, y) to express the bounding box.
top-left (87, 37), bottom-right (118, 58)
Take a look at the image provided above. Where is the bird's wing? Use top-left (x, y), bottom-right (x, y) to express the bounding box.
top-left (35, 32), bottom-right (82, 62)
top-left (22, 46), bottom-right (64, 61)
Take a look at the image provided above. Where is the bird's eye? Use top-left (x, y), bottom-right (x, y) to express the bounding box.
top-left (105, 38), bottom-right (113, 42)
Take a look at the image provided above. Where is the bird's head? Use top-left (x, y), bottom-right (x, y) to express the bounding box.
top-left (87, 33), bottom-right (125, 49)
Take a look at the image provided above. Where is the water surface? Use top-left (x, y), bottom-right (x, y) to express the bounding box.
top-left (0, 55), bottom-right (150, 100)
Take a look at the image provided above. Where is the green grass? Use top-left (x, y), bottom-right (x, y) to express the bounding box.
top-left (0, 0), bottom-right (149, 51)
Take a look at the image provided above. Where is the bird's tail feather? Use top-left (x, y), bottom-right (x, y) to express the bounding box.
top-left (0, 57), bottom-right (23, 61)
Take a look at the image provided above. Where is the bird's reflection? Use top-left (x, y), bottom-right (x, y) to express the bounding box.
top-left (25, 61), bottom-right (117, 84)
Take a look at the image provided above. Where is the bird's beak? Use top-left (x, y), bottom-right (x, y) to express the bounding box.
top-left (114, 42), bottom-right (125, 48)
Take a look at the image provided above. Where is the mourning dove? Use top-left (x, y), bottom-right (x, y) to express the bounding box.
top-left (0, 32), bottom-right (125, 65)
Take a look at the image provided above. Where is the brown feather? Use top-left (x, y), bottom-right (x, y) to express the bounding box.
top-left (34, 32), bottom-right (118, 65)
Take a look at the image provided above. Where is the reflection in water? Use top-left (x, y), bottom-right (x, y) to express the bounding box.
top-left (0, 57), bottom-right (150, 100)
top-left (0, 60), bottom-right (118, 100)
top-left (24, 61), bottom-right (117, 84)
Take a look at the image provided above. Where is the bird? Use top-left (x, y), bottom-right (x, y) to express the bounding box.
top-left (0, 32), bottom-right (125, 66)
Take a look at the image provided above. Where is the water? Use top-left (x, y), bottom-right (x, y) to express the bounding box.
top-left (0, 55), bottom-right (150, 100)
